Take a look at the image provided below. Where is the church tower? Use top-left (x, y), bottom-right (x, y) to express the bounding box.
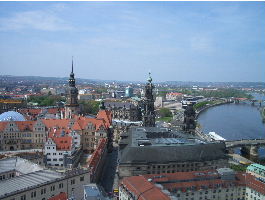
top-left (183, 103), bottom-right (196, 133)
top-left (65, 58), bottom-right (79, 118)
top-left (142, 72), bottom-right (156, 127)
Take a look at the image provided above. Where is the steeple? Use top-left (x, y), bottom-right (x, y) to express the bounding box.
top-left (65, 57), bottom-right (79, 118)
top-left (71, 56), bottom-right (74, 74)
top-left (69, 57), bottom-right (75, 87)
top-left (142, 72), bottom-right (156, 127)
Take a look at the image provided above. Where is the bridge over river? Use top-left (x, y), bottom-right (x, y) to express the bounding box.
top-left (225, 139), bottom-right (265, 158)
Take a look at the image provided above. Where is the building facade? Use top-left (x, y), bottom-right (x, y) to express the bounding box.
top-left (118, 127), bottom-right (229, 179)
top-left (104, 101), bottom-right (141, 122)
top-left (166, 92), bottom-right (183, 101)
top-left (87, 138), bottom-right (108, 183)
top-left (246, 163), bottom-right (265, 179)
top-left (0, 118), bottom-right (46, 151)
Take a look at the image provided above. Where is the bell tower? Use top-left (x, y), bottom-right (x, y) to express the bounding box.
top-left (65, 58), bottom-right (79, 118)
top-left (142, 72), bottom-right (156, 127)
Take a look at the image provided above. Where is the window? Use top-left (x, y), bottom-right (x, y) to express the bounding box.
top-left (53, 159), bottom-right (57, 161)
top-left (31, 191), bottom-right (36, 198)
top-left (59, 183), bottom-right (64, 188)
top-left (50, 185), bottom-right (55, 191)
top-left (41, 188), bottom-right (46, 195)
top-left (80, 176), bottom-right (84, 181)
top-left (20, 195), bottom-right (26, 200)
top-left (71, 179), bottom-right (75, 185)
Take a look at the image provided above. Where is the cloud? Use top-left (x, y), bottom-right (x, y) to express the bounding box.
top-left (0, 10), bottom-right (73, 31)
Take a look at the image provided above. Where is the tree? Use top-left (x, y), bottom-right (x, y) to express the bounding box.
top-left (158, 108), bottom-right (172, 118)
top-left (79, 100), bottom-right (100, 115)
top-left (28, 95), bottom-right (65, 106)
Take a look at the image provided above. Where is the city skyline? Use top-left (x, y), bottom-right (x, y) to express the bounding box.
top-left (0, 1), bottom-right (264, 82)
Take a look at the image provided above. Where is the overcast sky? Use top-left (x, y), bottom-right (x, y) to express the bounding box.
top-left (0, 2), bottom-right (264, 82)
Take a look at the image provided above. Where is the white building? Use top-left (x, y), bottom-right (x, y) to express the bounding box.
top-left (0, 157), bottom-right (90, 200)
top-left (44, 135), bottom-right (81, 168)
top-left (166, 92), bottom-right (183, 101)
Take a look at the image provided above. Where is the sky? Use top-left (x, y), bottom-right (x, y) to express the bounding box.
top-left (0, 2), bottom-right (264, 82)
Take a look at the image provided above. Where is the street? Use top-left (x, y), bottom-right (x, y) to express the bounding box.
top-left (99, 143), bottom-right (119, 198)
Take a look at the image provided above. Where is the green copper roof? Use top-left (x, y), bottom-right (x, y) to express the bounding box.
top-left (247, 163), bottom-right (265, 174)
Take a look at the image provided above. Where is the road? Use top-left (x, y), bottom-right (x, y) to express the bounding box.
top-left (99, 142), bottom-right (119, 198)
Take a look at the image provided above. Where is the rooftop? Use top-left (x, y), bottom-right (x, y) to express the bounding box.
top-left (0, 111), bottom-right (26, 121)
top-left (120, 127), bottom-right (227, 164)
top-left (247, 163), bottom-right (265, 172)
top-left (0, 169), bottom-right (63, 198)
top-left (0, 157), bottom-right (43, 174)
top-left (120, 169), bottom-right (265, 199)
top-left (84, 184), bottom-right (109, 199)
top-left (121, 176), bottom-right (170, 200)
top-left (129, 127), bottom-right (206, 147)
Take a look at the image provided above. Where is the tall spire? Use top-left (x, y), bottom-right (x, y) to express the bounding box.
top-left (71, 56), bottom-right (74, 74)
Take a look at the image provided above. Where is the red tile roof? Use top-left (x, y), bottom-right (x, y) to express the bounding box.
top-left (143, 170), bottom-right (246, 192)
top-left (75, 116), bottom-right (107, 131)
top-left (53, 136), bottom-right (72, 151)
top-left (88, 138), bottom-right (108, 174)
top-left (0, 121), bottom-right (36, 132)
top-left (42, 118), bottom-right (71, 130)
top-left (121, 176), bottom-right (170, 200)
top-left (121, 170), bottom-right (265, 199)
top-left (96, 110), bottom-right (112, 128)
top-left (245, 173), bottom-right (265, 195)
top-left (48, 192), bottom-right (68, 200)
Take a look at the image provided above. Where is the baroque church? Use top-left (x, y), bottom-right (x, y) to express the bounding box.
top-left (65, 58), bottom-right (80, 119)
top-left (142, 72), bottom-right (156, 127)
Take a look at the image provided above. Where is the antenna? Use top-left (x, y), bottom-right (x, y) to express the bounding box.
top-left (71, 56), bottom-right (74, 73)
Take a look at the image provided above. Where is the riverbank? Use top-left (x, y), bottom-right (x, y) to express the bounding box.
top-left (195, 101), bottom-right (231, 119)
top-left (261, 107), bottom-right (265, 123)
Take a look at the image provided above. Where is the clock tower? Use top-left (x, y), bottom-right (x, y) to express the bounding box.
top-left (65, 58), bottom-right (79, 118)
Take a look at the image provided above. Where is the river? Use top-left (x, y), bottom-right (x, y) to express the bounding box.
top-left (197, 93), bottom-right (265, 158)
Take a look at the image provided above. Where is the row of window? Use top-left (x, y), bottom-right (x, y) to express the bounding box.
top-left (14, 177), bottom-right (84, 200)
top-left (46, 152), bottom-right (63, 155)
top-left (0, 172), bottom-right (15, 180)
top-left (146, 161), bottom-right (216, 170)
top-left (46, 158), bottom-right (63, 161)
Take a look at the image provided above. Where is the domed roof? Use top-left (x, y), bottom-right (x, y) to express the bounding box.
top-left (0, 111), bottom-right (26, 122)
